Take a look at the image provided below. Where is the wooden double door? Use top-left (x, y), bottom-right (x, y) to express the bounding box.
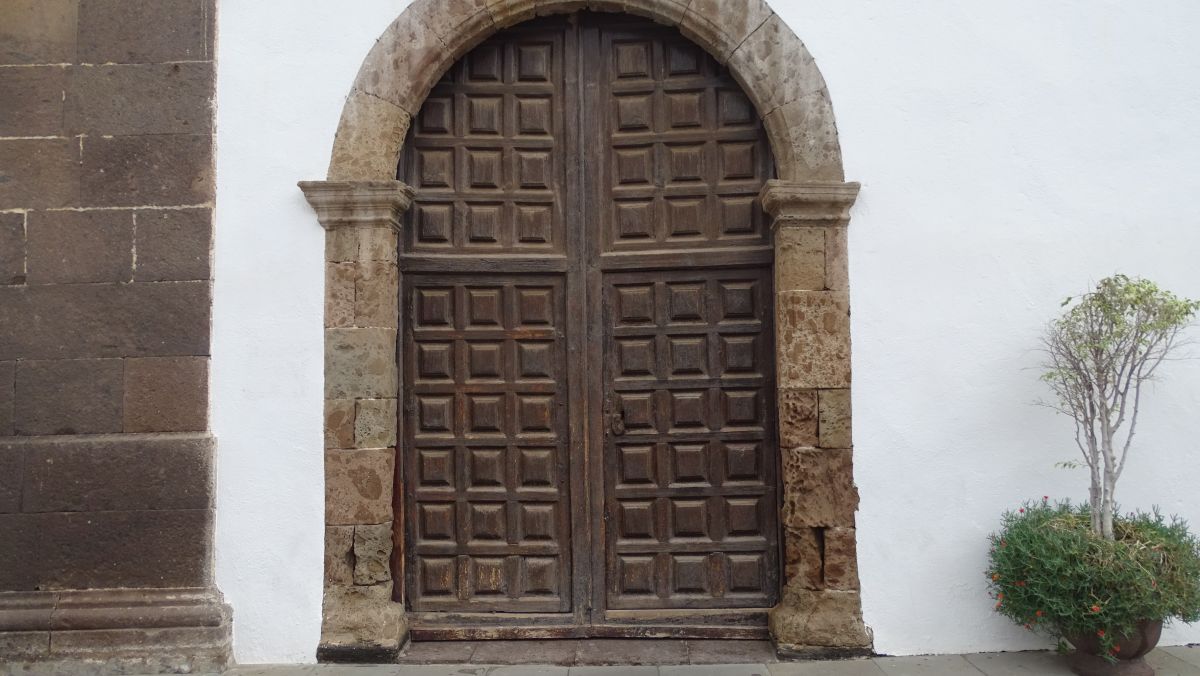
top-left (397, 12), bottom-right (779, 638)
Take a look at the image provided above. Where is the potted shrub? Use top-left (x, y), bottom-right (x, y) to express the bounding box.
top-left (986, 275), bottom-right (1200, 676)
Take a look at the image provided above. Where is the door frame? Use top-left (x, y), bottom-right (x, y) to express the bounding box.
top-left (300, 0), bottom-right (869, 662)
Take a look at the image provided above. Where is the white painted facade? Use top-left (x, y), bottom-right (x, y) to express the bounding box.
top-left (212, 0), bottom-right (1200, 663)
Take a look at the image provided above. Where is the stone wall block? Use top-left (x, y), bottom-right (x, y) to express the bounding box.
top-left (728, 14), bottom-right (827, 116)
top-left (769, 588), bottom-right (870, 648)
top-left (778, 388), bottom-right (817, 448)
top-left (65, 63), bottom-right (214, 135)
top-left (783, 526), bottom-right (823, 590)
top-left (615, 0), bottom-right (690, 24)
top-left (326, 263), bottom-right (357, 329)
top-left (134, 208), bottom-right (213, 282)
top-left (13, 359), bottom-right (123, 436)
top-left (775, 226), bottom-right (826, 292)
top-left (26, 211), bottom-right (133, 285)
top-left (818, 388), bottom-right (852, 449)
top-left (0, 282), bottom-right (211, 361)
top-left (0, 139), bottom-right (80, 210)
top-left (359, 228), bottom-right (399, 264)
top-left (80, 134), bottom-right (212, 208)
top-left (777, 290), bottom-right (851, 390)
top-left (781, 447), bottom-right (858, 529)
top-left (325, 526), bottom-right (354, 587)
top-left (329, 92), bottom-right (412, 182)
top-left (325, 449), bottom-right (394, 526)
top-left (77, 0), bottom-right (209, 64)
top-left (353, 523), bottom-right (393, 585)
top-left (325, 399), bottom-right (356, 450)
top-left (0, 214), bottom-right (24, 286)
top-left (123, 357), bottom-right (208, 433)
top-left (0, 361), bottom-right (13, 438)
top-left (354, 399), bottom-right (397, 450)
top-left (0, 67), bottom-right (67, 137)
top-left (680, 0), bottom-right (773, 63)
top-left (0, 0), bottom-right (77, 65)
top-left (355, 261), bottom-right (399, 329)
top-left (823, 527), bottom-right (859, 590)
top-left (325, 328), bottom-right (398, 400)
top-left (406, 0), bottom-right (493, 55)
top-left (764, 90), bottom-right (844, 182)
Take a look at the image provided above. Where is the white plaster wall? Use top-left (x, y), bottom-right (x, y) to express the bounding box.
top-left (213, 0), bottom-right (1200, 662)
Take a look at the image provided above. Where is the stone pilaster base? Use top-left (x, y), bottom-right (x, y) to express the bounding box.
top-left (317, 584), bottom-right (407, 663)
top-left (0, 587), bottom-right (231, 674)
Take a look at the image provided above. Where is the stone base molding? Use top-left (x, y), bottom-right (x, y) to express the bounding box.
top-left (305, 0), bottom-right (870, 659)
top-left (0, 587), bottom-right (231, 673)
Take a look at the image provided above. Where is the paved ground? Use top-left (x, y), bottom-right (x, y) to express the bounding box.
top-left (222, 645), bottom-right (1200, 676)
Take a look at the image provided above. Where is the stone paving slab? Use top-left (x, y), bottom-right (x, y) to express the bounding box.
top-left (174, 646), bottom-right (1200, 676)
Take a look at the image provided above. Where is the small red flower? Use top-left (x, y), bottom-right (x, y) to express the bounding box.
top-left (1091, 605), bottom-right (1102, 613)
top-left (1097, 630), bottom-right (1106, 638)
top-left (1036, 610), bottom-right (1044, 618)
top-left (992, 573), bottom-right (1000, 581)
top-left (995, 601), bottom-right (1003, 609)
top-left (1019, 508), bottom-right (1025, 513)
top-left (1043, 496), bottom-right (1049, 501)
top-left (1112, 646), bottom-right (1121, 654)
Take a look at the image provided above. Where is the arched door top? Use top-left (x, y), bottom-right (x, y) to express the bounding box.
top-left (327, 0), bottom-right (845, 184)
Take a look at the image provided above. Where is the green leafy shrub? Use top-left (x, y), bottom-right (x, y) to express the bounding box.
top-left (987, 500), bottom-right (1200, 658)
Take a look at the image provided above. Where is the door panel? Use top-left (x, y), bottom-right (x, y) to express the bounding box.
top-left (397, 11), bottom-right (778, 634)
top-left (403, 274), bottom-right (572, 612)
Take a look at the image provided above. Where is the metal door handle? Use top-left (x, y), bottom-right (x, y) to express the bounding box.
top-left (608, 411), bottom-right (626, 436)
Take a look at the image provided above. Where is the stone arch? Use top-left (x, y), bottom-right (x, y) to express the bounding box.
top-left (302, 0), bottom-right (867, 662)
top-left (326, 0), bottom-right (845, 184)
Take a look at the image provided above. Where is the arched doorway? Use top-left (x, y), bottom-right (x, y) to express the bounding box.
top-left (301, 0), bottom-right (867, 661)
top-left (397, 12), bottom-right (779, 638)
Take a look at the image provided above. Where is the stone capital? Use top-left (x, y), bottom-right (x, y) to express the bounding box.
top-left (759, 180), bottom-right (861, 228)
top-left (298, 180), bottom-right (415, 231)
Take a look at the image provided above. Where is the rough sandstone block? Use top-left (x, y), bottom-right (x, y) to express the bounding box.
top-left (680, 0), bottom-right (773, 62)
top-left (355, 399), bottom-right (397, 449)
top-left (16, 434), bottom-right (213, 512)
top-left (0, 0), bottom-right (77, 65)
top-left (133, 208), bottom-right (212, 282)
top-left (326, 227), bottom-right (399, 264)
top-left (0, 66), bottom-right (67, 137)
top-left (781, 447), bottom-right (858, 529)
top-left (778, 388), bottom-right (817, 448)
top-left (326, 263), bottom-right (356, 329)
top-left (777, 290), bottom-right (851, 390)
top-left (764, 90), bottom-right (844, 183)
top-left (825, 226), bottom-right (848, 291)
top-left (329, 91), bottom-right (412, 182)
top-left (13, 359), bottom-right (123, 435)
top-left (321, 583), bottom-right (406, 654)
top-left (353, 523), bottom-right (393, 585)
top-left (0, 213), bottom-right (22, 285)
top-left (818, 388), bottom-right (852, 449)
top-left (325, 399), bottom-right (356, 450)
top-left (776, 227), bottom-right (826, 292)
top-left (77, 0), bottom-right (209, 64)
top-left (769, 588), bottom-right (870, 648)
top-left (783, 526), bottom-right (822, 590)
top-left (325, 328), bottom-right (398, 400)
top-left (66, 63), bottom-right (213, 135)
top-left (0, 282), bottom-right (211, 360)
top-left (355, 14), bottom-right (451, 115)
top-left (355, 261), bottom-right (399, 328)
top-left (80, 134), bottom-right (213, 208)
top-left (823, 526), bottom-right (859, 590)
top-left (123, 357), bottom-right (209, 432)
top-left (0, 139), bottom-right (80, 210)
top-left (728, 14), bottom-right (827, 115)
top-left (325, 525), bottom-right (354, 587)
top-left (325, 449), bottom-right (394, 526)
top-left (25, 210), bottom-right (133, 285)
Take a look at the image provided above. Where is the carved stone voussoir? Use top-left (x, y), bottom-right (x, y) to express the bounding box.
top-left (299, 180), bottom-right (415, 231)
top-left (760, 180), bottom-right (861, 228)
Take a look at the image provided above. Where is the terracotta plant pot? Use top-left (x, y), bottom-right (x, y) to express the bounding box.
top-left (1065, 620), bottom-right (1163, 676)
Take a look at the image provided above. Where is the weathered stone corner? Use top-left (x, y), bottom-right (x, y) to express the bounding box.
top-left (318, 584), bottom-right (407, 663)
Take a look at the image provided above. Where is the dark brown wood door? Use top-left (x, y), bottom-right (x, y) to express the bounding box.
top-left (399, 12), bottom-right (777, 637)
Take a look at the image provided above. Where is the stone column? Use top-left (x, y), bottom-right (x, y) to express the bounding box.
top-left (760, 180), bottom-right (872, 657)
top-left (299, 180), bottom-right (413, 661)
